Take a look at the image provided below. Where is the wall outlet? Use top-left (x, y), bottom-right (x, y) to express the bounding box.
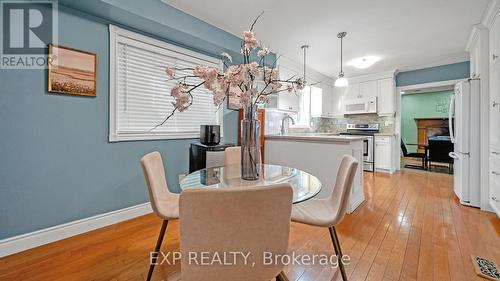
top-left (385, 120), bottom-right (394, 126)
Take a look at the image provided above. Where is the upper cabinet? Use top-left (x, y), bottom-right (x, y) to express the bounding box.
top-left (377, 78), bottom-right (396, 116)
top-left (311, 83), bottom-right (335, 118)
top-left (344, 83), bottom-right (360, 100)
top-left (358, 80), bottom-right (378, 99)
top-left (276, 64), bottom-right (300, 111)
top-left (339, 74), bottom-right (396, 116)
top-left (490, 13), bottom-right (500, 67)
top-left (470, 36), bottom-right (481, 78)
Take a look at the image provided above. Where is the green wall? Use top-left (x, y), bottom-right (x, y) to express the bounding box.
top-left (401, 91), bottom-right (453, 153)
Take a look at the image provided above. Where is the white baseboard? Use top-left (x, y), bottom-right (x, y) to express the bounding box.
top-left (0, 202), bottom-right (152, 257)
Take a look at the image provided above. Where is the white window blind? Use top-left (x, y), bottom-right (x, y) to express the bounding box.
top-left (109, 25), bottom-right (222, 141)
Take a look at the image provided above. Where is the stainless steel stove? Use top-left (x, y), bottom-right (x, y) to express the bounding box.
top-left (340, 123), bottom-right (380, 172)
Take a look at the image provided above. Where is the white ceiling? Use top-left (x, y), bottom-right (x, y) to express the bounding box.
top-left (163, 0), bottom-right (492, 78)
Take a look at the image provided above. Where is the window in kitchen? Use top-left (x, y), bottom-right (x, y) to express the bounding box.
top-left (297, 87), bottom-right (311, 126)
top-left (109, 25), bottom-right (223, 142)
top-left (310, 86), bottom-right (323, 117)
top-left (297, 85), bottom-right (322, 126)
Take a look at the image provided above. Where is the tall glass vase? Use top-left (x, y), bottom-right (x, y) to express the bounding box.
top-left (240, 104), bottom-right (261, 180)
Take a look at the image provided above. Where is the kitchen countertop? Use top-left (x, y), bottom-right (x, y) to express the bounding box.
top-left (265, 133), bottom-right (367, 142)
top-left (374, 133), bottom-right (398, 136)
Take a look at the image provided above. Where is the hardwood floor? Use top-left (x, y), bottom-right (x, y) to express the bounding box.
top-left (1, 170), bottom-right (499, 281)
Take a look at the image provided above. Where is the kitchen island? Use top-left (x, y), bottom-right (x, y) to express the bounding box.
top-left (264, 134), bottom-right (366, 213)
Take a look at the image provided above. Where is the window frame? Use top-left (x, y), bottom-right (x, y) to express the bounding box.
top-left (109, 25), bottom-right (223, 142)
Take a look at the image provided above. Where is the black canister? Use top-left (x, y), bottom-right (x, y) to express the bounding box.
top-left (200, 125), bottom-right (220, 145)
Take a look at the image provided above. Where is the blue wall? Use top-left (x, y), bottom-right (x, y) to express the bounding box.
top-left (0, 2), bottom-right (247, 239)
top-left (396, 61), bottom-right (470, 86)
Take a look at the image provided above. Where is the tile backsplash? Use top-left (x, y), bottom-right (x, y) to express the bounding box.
top-left (311, 115), bottom-right (396, 134)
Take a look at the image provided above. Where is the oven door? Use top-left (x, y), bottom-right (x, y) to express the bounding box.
top-left (363, 137), bottom-right (374, 162)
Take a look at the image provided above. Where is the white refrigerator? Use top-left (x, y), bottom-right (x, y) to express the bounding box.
top-left (448, 79), bottom-right (481, 207)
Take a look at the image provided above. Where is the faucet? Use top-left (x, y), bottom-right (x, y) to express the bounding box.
top-left (280, 114), bottom-right (296, 135)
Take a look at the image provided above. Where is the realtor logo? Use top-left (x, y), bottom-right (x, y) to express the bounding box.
top-left (0, 0), bottom-right (58, 69)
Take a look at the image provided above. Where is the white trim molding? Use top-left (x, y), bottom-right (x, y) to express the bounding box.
top-left (396, 79), bottom-right (464, 93)
top-left (0, 202), bottom-right (152, 257)
top-left (481, 0), bottom-right (500, 28)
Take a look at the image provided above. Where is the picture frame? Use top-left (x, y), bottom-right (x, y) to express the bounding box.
top-left (48, 44), bottom-right (97, 97)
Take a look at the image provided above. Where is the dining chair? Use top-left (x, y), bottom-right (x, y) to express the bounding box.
top-left (224, 146), bottom-right (241, 166)
top-left (140, 151), bottom-right (180, 281)
top-left (401, 138), bottom-right (427, 170)
top-left (427, 137), bottom-right (454, 173)
top-left (179, 184), bottom-right (293, 281)
top-left (291, 155), bottom-right (358, 281)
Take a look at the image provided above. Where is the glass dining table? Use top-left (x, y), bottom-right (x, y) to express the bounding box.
top-left (179, 164), bottom-right (322, 204)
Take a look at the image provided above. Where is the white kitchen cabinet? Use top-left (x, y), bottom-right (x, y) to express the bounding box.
top-left (359, 80), bottom-right (378, 99)
top-left (344, 82), bottom-right (360, 100)
top-left (375, 135), bottom-right (396, 173)
top-left (277, 65), bottom-right (300, 111)
top-left (265, 136), bottom-right (365, 213)
top-left (491, 65), bottom-right (500, 145)
top-left (332, 86), bottom-right (346, 117)
top-left (490, 145), bottom-right (500, 216)
top-left (321, 84), bottom-right (334, 117)
top-left (377, 78), bottom-right (395, 115)
top-left (490, 11), bottom-right (500, 67)
top-left (311, 84), bottom-right (336, 117)
top-left (470, 36), bottom-right (481, 78)
top-left (277, 92), bottom-right (299, 111)
top-left (310, 86), bottom-right (323, 117)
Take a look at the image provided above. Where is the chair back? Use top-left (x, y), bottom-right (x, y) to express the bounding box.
top-left (428, 138), bottom-right (454, 164)
top-left (328, 155), bottom-right (359, 225)
top-left (179, 184), bottom-right (293, 281)
top-left (140, 151), bottom-right (176, 219)
top-left (224, 146), bottom-right (241, 166)
top-left (400, 138), bottom-right (409, 157)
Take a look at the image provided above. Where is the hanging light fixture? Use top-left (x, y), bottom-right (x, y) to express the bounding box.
top-left (335, 32), bottom-right (348, 87)
top-left (301, 44), bottom-right (309, 85)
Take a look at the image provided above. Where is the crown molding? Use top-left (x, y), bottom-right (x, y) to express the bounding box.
top-left (481, 0), bottom-right (500, 28)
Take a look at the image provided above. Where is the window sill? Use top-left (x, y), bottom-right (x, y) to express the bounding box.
top-left (109, 132), bottom-right (201, 142)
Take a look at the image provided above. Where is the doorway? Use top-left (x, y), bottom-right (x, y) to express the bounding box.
top-left (396, 80), bottom-right (461, 174)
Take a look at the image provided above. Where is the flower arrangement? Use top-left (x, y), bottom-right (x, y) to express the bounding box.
top-left (155, 13), bottom-right (306, 128)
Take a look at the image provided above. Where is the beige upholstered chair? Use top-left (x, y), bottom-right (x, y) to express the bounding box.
top-left (224, 146), bottom-right (241, 166)
top-left (140, 151), bottom-right (180, 281)
top-left (291, 154), bottom-right (359, 281)
top-left (179, 184), bottom-right (293, 281)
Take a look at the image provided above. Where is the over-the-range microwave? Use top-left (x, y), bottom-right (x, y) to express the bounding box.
top-left (344, 97), bottom-right (378, 114)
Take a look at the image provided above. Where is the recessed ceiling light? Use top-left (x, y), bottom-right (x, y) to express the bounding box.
top-left (348, 56), bottom-right (381, 69)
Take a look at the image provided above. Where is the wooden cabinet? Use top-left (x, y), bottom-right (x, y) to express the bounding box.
top-left (377, 78), bottom-right (395, 115)
top-left (375, 135), bottom-right (395, 173)
top-left (414, 118), bottom-right (449, 153)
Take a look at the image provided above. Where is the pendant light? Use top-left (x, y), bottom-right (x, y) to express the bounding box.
top-left (301, 44), bottom-right (309, 85)
top-left (335, 32), bottom-right (348, 87)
